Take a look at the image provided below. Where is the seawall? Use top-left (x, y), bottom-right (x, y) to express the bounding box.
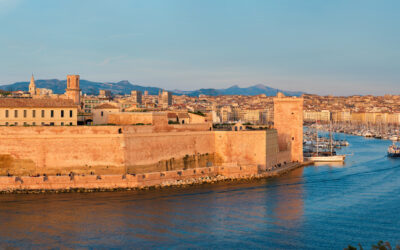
top-left (0, 162), bottom-right (310, 193)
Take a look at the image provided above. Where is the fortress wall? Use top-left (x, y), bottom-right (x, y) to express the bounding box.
top-left (265, 129), bottom-right (279, 170)
top-left (169, 123), bottom-right (212, 131)
top-left (0, 127), bottom-right (282, 177)
top-left (123, 131), bottom-right (216, 166)
top-left (214, 131), bottom-right (267, 166)
top-left (0, 164), bottom-right (261, 192)
top-left (0, 126), bottom-right (122, 136)
top-left (108, 112), bottom-right (168, 125)
top-left (0, 133), bottom-right (125, 175)
top-left (277, 151), bottom-right (292, 165)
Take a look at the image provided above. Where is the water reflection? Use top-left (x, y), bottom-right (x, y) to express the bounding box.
top-left (1, 134), bottom-right (400, 248)
top-left (313, 162), bottom-right (345, 167)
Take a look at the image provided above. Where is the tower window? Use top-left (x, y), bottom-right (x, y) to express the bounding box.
top-left (41, 110), bottom-right (45, 118)
top-left (101, 111), bottom-right (104, 117)
top-left (14, 110), bottom-right (18, 118)
top-left (5, 110), bottom-right (9, 118)
top-left (24, 110), bottom-right (27, 118)
top-left (51, 110), bottom-right (54, 118)
top-left (32, 110), bottom-right (36, 118)
top-left (70, 110), bottom-right (73, 117)
top-left (61, 110), bottom-right (64, 118)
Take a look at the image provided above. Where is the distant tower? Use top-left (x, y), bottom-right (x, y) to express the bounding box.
top-left (66, 75), bottom-right (81, 105)
top-left (158, 90), bottom-right (172, 108)
top-left (273, 92), bottom-right (304, 162)
top-left (131, 90), bottom-right (142, 104)
top-left (29, 74), bottom-right (36, 95)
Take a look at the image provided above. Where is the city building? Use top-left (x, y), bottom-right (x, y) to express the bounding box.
top-left (131, 90), bottom-right (142, 104)
top-left (0, 98), bottom-right (78, 126)
top-left (158, 90), bottom-right (172, 108)
top-left (92, 103), bottom-right (120, 125)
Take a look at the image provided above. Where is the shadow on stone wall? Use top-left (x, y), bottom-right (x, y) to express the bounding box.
top-left (127, 153), bottom-right (223, 174)
top-left (0, 154), bottom-right (36, 176)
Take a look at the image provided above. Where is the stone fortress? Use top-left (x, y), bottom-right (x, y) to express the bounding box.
top-left (0, 75), bottom-right (304, 191)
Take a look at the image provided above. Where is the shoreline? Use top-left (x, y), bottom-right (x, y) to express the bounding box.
top-left (0, 161), bottom-right (313, 194)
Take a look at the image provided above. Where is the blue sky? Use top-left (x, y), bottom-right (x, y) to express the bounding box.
top-left (0, 0), bottom-right (399, 95)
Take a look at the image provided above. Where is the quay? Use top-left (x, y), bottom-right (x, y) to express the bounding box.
top-left (0, 161), bottom-right (313, 194)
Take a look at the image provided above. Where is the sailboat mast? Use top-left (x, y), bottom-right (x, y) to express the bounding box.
top-left (329, 121), bottom-right (333, 155)
top-left (316, 119), bottom-right (319, 156)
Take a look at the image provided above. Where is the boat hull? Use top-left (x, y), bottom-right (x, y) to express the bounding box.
top-left (387, 153), bottom-right (400, 158)
top-left (305, 155), bottom-right (346, 162)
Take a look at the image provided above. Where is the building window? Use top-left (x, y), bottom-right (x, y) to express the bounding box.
top-left (41, 122), bottom-right (45, 125)
top-left (61, 110), bottom-right (64, 118)
top-left (24, 110), bottom-right (27, 118)
top-left (101, 111), bottom-right (104, 117)
top-left (51, 110), bottom-right (54, 118)
top-left (14, 110), bottom-right (18, 118)
top-left (15, 122), bottom-right (18, 126)
top-left (69, 122), bottom-right (73, 125)
top-left (50, 122), bottom-right (54, 126)
top-left (5, 110), bottom-right (8, 118)
top-left (32, 122), bottom-right (36, 126)
top-left (32, 110), bottom-right (36, 118)
top-left (41, 110), bottom-right (45, 118)
top-left (61, 122), bottom-right (64, 126)
top-left (23, 122), bottom-right (27, 126)
top-left (70, 110), bottom-right (73, 117)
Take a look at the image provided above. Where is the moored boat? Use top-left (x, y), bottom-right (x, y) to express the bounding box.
top-left (305, 154), bottom-right (346, 162)
top-left (387, 143), bottom-right (400, 158)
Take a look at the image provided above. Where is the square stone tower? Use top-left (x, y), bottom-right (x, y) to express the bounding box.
top-left (273, 93), bottom-right (304, 162)
top-left (66, 75), bottom-right (81, 105)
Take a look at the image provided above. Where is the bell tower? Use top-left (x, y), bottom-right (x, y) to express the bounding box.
top-left (65, 75), bottom-right (81, 105)
top-left (29, 74), bottom-right (36, 96)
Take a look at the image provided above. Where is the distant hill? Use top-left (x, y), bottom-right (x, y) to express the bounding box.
top-left (0, 79), bottom-right (304, 97)
top-left (173, 84), bottom-right (304, 97)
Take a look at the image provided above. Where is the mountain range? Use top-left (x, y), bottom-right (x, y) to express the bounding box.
top-left (0, 79), bottom-right (304, 97)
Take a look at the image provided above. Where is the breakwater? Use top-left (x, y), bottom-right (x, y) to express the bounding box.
top-left (0, 162), bottom-right (308, 193)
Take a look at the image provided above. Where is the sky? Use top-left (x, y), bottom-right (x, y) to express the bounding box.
top-left (0, 0), bottom-right (399, 95)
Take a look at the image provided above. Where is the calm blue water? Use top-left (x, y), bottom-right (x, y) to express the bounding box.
top-left (0, 134), bottom-right (399, 249)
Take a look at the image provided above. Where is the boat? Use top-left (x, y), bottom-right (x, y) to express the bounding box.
top-left (304, 121), bottom-right (346, 163)
top-left (305, 154), bottom-right (346, 162)
top-left (388, 142), bottom-right (400, 158)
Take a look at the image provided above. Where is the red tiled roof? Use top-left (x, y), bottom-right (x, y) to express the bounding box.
top-left (93, 103), bottom-right (119, 109)
top-left (0, 98), bottom-right (77, 108)
top-left (167, 112), bottom-right (177, 118)
top-left (177, 113), bottom-right (190, 118)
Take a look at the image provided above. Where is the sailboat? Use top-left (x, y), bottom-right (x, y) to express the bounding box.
top-left (388, 127), bottom-right (400, 158)
top-left (304, 121), bottom-right (346, 162)
top-left (387, 142), bottom-right (400, 158)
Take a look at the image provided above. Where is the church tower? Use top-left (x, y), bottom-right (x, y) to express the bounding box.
top-left (29, 74), bottom-right (36, 96)
top-left (65, 75), bottom-right (81, 105)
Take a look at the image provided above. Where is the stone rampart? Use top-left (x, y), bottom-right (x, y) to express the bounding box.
top-left (0, 126), bottom-right (291, 177)
top-left (0, 164), bottom-right (260, 192)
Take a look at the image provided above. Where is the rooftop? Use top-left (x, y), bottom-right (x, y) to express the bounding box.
top-left (93, 103), bottom-right (119, 109)
top-left (0, 98), bottom-right (77, 108)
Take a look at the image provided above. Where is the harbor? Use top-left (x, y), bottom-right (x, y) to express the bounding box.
top-left (0, 132), bottom-right (399, 249)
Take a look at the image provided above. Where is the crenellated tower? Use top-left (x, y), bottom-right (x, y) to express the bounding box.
top-left (273, 92), bottom-right (304, 162)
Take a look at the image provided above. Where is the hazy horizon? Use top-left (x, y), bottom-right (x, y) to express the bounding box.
top-left (1, 0), bottom-right (399, 96)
